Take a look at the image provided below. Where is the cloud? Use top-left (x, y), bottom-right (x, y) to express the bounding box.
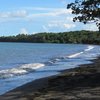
top-left (0, 7), bottom-right (75, 33)
top-left (13, 10), bottom-right (27, 17)
top-left (42, 25), bottom-right (49, 32)
top-left (0, 7), bottom-right (71, 19)
top-left (0, 7), bottom-right (72, 23)
top-left (27, 8), bottom-right (71, 19)
top-left (31, 32), bottom-right (37, 34)
top-left (83, 24), bottom-right (98, 31)
top-left (23, 7), bottom-right (53, 11)
top-left (48, 23), bottom-right (58, 27)
top-left (20, 28), bottom-right (38, 34)
top-left (0, 10), bottom-right (27, 18)
top-left (47, 17), bottom-right (76, 30)
top-left (66, 17), bottom-right (73, 21)
top-left (63, 23), bottom-right (76, 29)
top-left (20, 28), bottom-right (28, 34)
top-left (48, 22), bottom-right (76, 29)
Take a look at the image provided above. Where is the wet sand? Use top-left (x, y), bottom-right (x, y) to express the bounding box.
top-left (0, 57), bottom-right (100, 100)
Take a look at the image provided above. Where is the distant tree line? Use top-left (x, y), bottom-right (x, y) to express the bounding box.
top-left (0, 30), bottom-right (100, 44)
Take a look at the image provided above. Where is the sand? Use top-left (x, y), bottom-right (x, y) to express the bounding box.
top-left (0, 57), bottom-right (100, 100)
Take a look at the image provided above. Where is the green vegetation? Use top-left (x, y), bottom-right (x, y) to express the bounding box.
top-left (67, 0), bottom-right (100, 31)
top-left (0, 30), bottom-right (100, 44)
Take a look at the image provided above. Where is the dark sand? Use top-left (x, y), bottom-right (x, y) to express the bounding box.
top-left (0, 57), bottom-right (100, 100)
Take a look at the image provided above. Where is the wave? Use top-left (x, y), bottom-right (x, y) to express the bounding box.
top-left (0, 45), bottom-right (95, 79)
top-left (46, 58), bottom-right (61, 65)
top-left (0, 63), bottom-right (45, 79)
top-left (67, 45), bottom-right (95, 58)
top-left (46, 45), bottom-right (95, 63)
top-left (68, 52), bottom-right (84, 58)
top-left (84, 45), bottom-right (94, 51)
top-left (46, 45), bottom-right (95, 65)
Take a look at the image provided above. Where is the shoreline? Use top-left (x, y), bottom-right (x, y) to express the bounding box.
top-left (0, 57), bottom-right (100, 100)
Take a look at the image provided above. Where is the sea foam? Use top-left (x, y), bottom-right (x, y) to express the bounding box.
top-left (84, 45), bottom-right (94, 51)
top-left (0, 63), bottom-right (45, 79)
top-left (67, 45), bottom-right (94, 58)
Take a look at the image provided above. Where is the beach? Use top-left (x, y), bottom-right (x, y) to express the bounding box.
top-left (0, 0), bottom-right (99, 99)
top-left (0, 57), bottom-right (100, 100)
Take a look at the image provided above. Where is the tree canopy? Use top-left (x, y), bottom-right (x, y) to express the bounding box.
top-left (67, 0), bottom-right (100, 31)
top-left (0, 31), bottom-right (100, 44)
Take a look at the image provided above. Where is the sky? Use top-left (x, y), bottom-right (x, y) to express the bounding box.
top-left (0, 0), bottom-right (98, 36)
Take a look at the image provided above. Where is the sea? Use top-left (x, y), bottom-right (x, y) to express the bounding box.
top-left (0, 42), bottom-right (100, 95)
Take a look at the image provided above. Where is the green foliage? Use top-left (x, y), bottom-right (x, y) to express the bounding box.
top-left (67, 0), bottom-right (100, 31)
top-left (0, 30), bottom-right (100, 44)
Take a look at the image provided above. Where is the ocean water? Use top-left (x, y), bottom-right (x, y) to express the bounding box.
top-left (0, 43), bottom-right (100, 95)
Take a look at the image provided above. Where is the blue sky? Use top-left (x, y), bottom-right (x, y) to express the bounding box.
top-left (0, 0), bottom-right (98, 36)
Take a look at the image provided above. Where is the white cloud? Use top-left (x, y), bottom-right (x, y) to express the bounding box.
top-left (0, 7), bottom-right (71, 19)
top-left (42, 25), bottom-right (49, 32)
top-left (23, 7), bottom-right (53, 11)
top-left (48, 23), bottom-right (58, 27)
top-left (47, 18), bottom-right (76, 30)
top-left (23, 7), bottom-right (71, 12)
top-left (20, 28), bottom-right (28, 34)
top-left (27, 8), bottom-right (71, 19)
top-left (0, 7), bottom-right (75, 33)
top-left (83, 24), bottom-right (98, 31)
top-left (13, 10), bottom-right (27, 17)
top-left (0, 10), bottom-right (27, 18)
top-left (31, 32), bottom-right (37, 34)
top-left (63, 23), bottom-right (76, 29)
top-left (66, 17), bottom-right (73, 21)
top-left (20, 28), bottom-right (38, 34)
top-left (48, 22), bottom-right (76, 29)
top-left (0, 7), bottom-right (72, 23)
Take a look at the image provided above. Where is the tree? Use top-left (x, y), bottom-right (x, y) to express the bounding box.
top-left (67, 0), bottom-right (100, 31)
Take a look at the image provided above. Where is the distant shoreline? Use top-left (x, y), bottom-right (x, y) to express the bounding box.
top-left (0, 57), bottom-right (100, 100)
top-left (0, 30), bottom-right (100, 44)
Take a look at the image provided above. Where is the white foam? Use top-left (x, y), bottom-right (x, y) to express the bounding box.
top-left (55, 58), bottom-right (60, 61)
top-left (68, 46), bottom-right (95, 59)
top-left (0, 63), bottom-right (45, 78)
top-left (0, 68), bottom-right (27, 74)
top-left (21, 63), bottom-right (45, 70)
top-left (84, 46), bottom-right (94, 51)
top-left (10, 68), bottom-right (27, 74)
top-left (68, 52), bottom-right (83, 58)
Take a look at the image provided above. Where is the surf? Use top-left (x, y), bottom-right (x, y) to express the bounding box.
top-left (0, 63), bottom-right (45, 79)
